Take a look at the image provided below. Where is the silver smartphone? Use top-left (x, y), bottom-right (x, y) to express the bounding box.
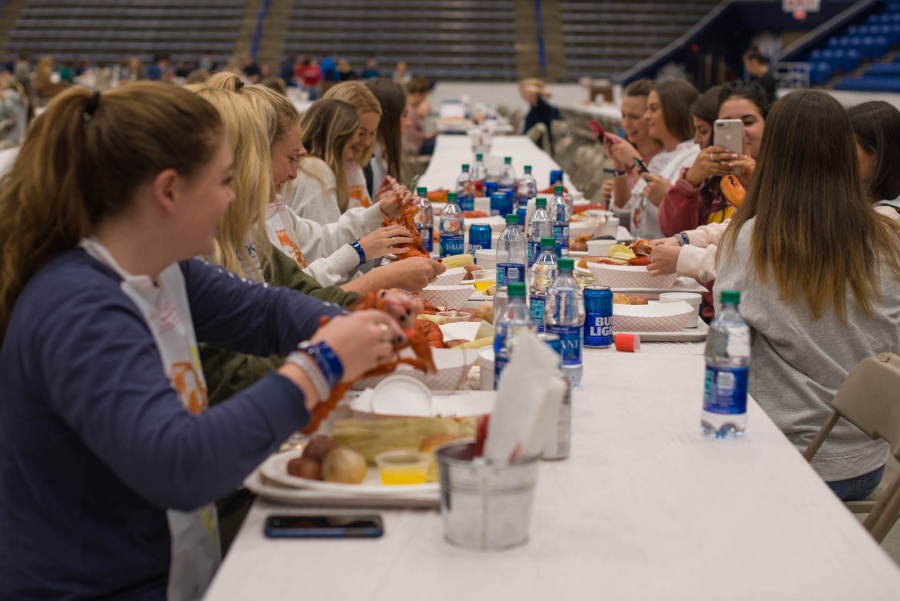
top-left (713, 119), bottom-right (743, 156)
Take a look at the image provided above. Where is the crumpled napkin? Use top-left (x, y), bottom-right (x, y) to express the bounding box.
top-left (483, 332), bottom-right (566, 464)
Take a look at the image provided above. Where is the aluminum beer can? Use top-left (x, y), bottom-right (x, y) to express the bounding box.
top-left (537, 332), bottom-right (561, 356)
top-left (483, 181), bottom-right (498, 199)
top-left (490, 191), bottom-right (510, 217)
top-left (468, 223), bottom-right (492, 254)
top-left (549, 169), bottom-right (564, 187)
top-left (583, 285), bottom-right (613, 348)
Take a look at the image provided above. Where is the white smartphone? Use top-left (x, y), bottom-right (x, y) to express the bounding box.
top-left (713, 119), bottom-right (744, 156)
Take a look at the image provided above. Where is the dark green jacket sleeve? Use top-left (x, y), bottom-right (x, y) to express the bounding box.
top-left (202, 245), bottom-right (361, 407)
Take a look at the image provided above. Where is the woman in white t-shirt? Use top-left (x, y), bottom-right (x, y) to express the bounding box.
top-left (606, 80), bottom-right (700, 240)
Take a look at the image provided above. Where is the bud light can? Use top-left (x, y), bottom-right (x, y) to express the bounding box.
top-left (490, 191), bottom-right (511, 218)
top-left (468, 223), bottom-right (492, 254)
top-left (516, 206), bottom-right (528, 228)
top-left (583, 285), bottom-right (613, 348)
top-left (483, 181), bottom-right (498, 200)
top-left (549, 169), bottom-right (564, 187)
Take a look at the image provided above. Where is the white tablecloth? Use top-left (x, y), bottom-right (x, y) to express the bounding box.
top-left (205, 341), bottom-right (900, 600)
top-left (419, 135), bottom-right (576, 193)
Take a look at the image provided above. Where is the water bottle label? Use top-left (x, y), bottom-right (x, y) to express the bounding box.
top-left (530, 295), bottom-right (545, 332)
top-left (548, 324), bottom-right (582, 366)
top-left (703, 366), bottom-right (748, 415)
top-left (552, 224), bottom-right (569, 254)
top-left (440, 234), bottom-right (465, 257)
top-left (496, 262), bottom-right (524, 286)
top-left (416, 224), bottom-right (433, 252)
top-left (493, 354), bottom-right (508, 389)
top-left (459, 195), bottom-right (474, 212)
top-left (528, 241), bottom-right (539, 265)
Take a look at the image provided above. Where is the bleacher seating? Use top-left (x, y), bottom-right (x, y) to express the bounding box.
top-left (559, 0), bottom-right (721, 81)
top-left (804, 1), bottom-right (900, 91)
top-left (280, 0), bottom-right (517, 82)
top-left (5, 0), bottom-right (244, 65)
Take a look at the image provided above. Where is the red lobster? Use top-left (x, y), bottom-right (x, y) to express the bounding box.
top-left (302, 292), bottom-right (437, 434)
top-left (383, 202), bottom-right (431, 260)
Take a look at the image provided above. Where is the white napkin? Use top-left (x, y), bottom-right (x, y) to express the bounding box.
top-left (483, 332), bottom-right (566, 464)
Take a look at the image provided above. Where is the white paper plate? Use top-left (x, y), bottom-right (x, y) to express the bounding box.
top-left (351, 389), bottom-right (495, 418)
top-left (417, 285), bottom-right (476, 309)
top-left (613, 301), bottom-right (692, 332)
top-left (351, 347), bottom-right (480, 391)
top-left (613, 318), bottom-right (709, 342)
top-left (588, 262), bottom-right (678, 289)
top-left (260, 449), bottom-right (439, 496)
top-left (432, 266), bottom-right (467, 286)
top-left (440, 320), bottom-right (494, 342)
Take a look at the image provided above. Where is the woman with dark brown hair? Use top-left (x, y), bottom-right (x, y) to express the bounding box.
top-left (716, 89), bottom-right (900, 501)
top-left (849, 100), bottom-right (900, 217)
top-left (608, 79), bottom-right (700, 240)
top-left (364, 77), bottom-right (409, 197)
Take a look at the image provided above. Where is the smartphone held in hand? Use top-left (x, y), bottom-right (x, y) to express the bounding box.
top-left (714, 119), bottom-right (743, 156)
top-left (264, 514), bottom-right (384, 539)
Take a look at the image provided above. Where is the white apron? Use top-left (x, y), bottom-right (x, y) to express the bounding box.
top-left (80, 238), bottom-right (220, 601)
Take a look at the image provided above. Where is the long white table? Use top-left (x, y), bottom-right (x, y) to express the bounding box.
top-left (206, 341), bottom-right (900, 600)
top-left (419, 135), bottom-right (576, 193)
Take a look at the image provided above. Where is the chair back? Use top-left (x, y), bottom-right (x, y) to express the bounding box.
top-left (832, 353), bottom-right (900, 459)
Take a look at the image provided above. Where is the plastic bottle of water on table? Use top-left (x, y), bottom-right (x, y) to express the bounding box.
top-left (414, 186), bottom-right (433, 254)
top-left (472, 153), bottom-right (488, 197)
top-left (498, 156), bottom-right (517, 203)
top-left (516, 165), bottom-right (537, 212)
top-left (456, 164), bottom-right (475, 211)
top-left (439, 192), bottom-right (465, 257)
top-left (551, 185), bottom-right (569, 257)
top-left (526, 197), bottom-right (552, 267)
top-left (493, 282), bottom-right (538, 388)
top-left (544, 258), bottom-right (585, 388)
top-left (702, 289), bottom-right (750, 438)
top-left (496, 214), bottom-right (526, 289)
top-left (529, 237), bottom-right (558, 332)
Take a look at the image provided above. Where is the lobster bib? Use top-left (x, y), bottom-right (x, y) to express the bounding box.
top-left (79, 238), bottom-right (220, 601)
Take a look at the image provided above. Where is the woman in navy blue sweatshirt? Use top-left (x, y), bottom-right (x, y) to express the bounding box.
top-left (0, 82), bottom-right (411, 600)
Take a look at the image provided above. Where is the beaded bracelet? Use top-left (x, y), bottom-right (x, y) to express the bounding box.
top-left (284, 351), bottom-right (331, 402)
top-left (349, 240), bottom-right (366, 266)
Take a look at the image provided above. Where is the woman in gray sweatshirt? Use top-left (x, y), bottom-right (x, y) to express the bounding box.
top-left (715, 90), bottom-right (900, 501)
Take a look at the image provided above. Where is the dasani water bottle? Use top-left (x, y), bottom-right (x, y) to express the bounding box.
top-left (701, 289), bottom-right (750, 438)
top-left (544, 258), bottom-right (584, 388)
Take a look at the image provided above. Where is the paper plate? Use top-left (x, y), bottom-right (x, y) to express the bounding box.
top-left (260, 449), bottom-right (439, 496)
top-left (440, 320), bottom-right (494, 343)
top-left (613, 301), bottom-right (692, 332)
top-left (568, 220), bottom-right (599, 238)
top-left (588, 262), bottom-right (678, 289)
top-left (417, 285), bottom-right (475, 310)
top-left (432, 266), bottom-right (467, 286)
top-left (351, 347), bottom-right (480, 391)
top-left (351, 389), bottom-right (495, 418)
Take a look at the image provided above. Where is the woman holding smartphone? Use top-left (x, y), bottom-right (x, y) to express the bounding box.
top-left (715, 89), bottom-right (900, 499)
top-left (0, 83), bottom-right (411, 599)
top-left (607, 80), bottom-right (700, 240)
top-left (657, 81), bottom-right (768, 237)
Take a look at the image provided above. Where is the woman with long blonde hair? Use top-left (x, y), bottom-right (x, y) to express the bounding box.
top-left (716, 89), bottom-right (900, 500)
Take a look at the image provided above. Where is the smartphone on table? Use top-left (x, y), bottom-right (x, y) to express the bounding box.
top-left (264, 514), bottom-right (384, 539)
top-left (713, 119), bottom-right (744, 156)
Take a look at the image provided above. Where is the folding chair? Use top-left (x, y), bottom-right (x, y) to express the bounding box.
top-left (803, 353), bottom-right (900, 543)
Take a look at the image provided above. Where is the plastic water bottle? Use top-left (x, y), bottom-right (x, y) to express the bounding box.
top-left (526, 197), bottom-right (553, 267)
top-left (439, 192), bottom-right (465, 257)
top-left (496, 214), bottom-right (526, 288)
top-left (551, 185), bottom-right (569, 257)
top-left (472, 153), bottom-right (488, 197)
top-left (544, 258), bottom-right (585, 388)
top-left (498, 156), bottom-right (517, 202)
top-left (529, 237), bottom-right (558, 332)
top-left (516, 165), bottom-right (537, 212)
top-left (493, 282), bottom-right (537, 388)
top-left (456, 164), bottom-right (475, 212)
top-left (702, 289), bottom-right (750, 438)
top-left (414, 186), bottom-right (433, 254)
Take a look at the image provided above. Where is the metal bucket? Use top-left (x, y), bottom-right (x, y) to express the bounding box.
top-left (436, 441), bottom-right (540, 550)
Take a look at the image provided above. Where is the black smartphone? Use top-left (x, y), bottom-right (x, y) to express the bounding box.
top-left (264, 514), bottom-right (384, 539)
top-left (632, 157), bottom-right (650, 175)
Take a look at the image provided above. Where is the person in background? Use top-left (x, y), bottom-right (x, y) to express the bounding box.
top-left (319, 55), bottom-right (337, 81)
top-left (322, 81), bottom-right (385, 211)
top-left (716, 89), bottom-right (900, 500)
top-left (336, 58), bottom-right (357, 81)
top-left (744, 46), bottom-right (777, 104)
top-left (0, 73), bottom-right (33, 144)
top-left (362, 57), bottom-right (380, 79)
top-left (297, 56), bottom-right (323, 99)
top-left (364, 77), bottom-right (409, 198)
top-left (404, 75), bottom-right (435, 155)
top-left (687, 85), bottom-right (720, 149)
top-left (242, 54), bottom-right (262, 84)
top-left (849, 101), bottom-right (900, 218)
top-left (0, 82), bottom-right (413, 599)
top-left (607, 80), bottom-right (700, 240)
top-left (393, 60), bottom-right (411, 85)
top-left (199, 50), bottom-right (217, 73)
top-left (13, 53), bottom-right (29, 88)
top-left (519, 77), bottom-right (563, 146)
